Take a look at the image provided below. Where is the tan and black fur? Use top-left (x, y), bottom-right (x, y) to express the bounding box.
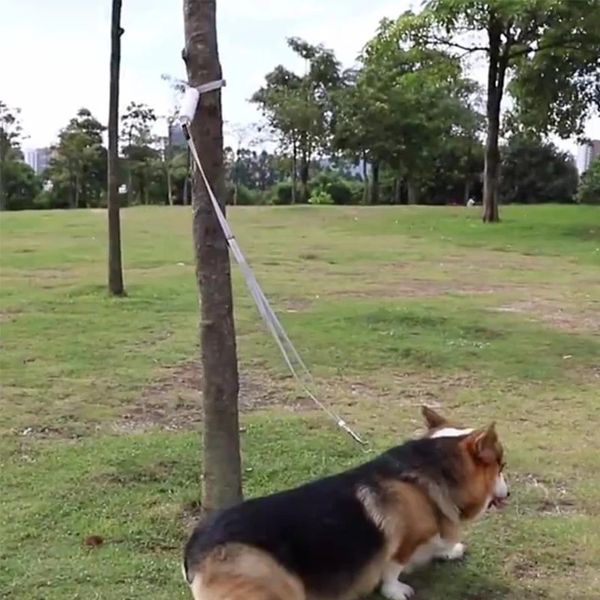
top-left (183, 407), bottom-right (509, 600)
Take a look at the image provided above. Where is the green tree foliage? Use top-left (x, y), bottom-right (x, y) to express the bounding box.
top-left (576, 158), bottom-right (600, 205)
top-left (500, 136), bottom-right (578, 204)
top-left (400, 0), bottom-right (600, 222)
top-left (252, 38), bottom-right (342, 202)
top-left (46, 109), bottom-right (106, 208)
top-left (3, 159), bottom-right (42, 210)
top-left (121, 102), bottom-right (158, 204)
top-left (0, 100), bottom-right (24, 211)
top-left (335, 16), bottom-right (482, 204)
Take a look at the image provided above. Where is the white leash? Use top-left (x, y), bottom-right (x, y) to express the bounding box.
top-left (180, 81), bottom-right (367, 446)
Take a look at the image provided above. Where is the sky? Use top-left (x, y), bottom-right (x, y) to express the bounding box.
top-left (2, 0), bottom-right (598, 162)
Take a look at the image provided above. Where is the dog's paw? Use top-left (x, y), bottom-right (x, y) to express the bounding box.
top-left (380, 581), bottom-right (415, 600)
top-left (437, 542), bottom-right (466, 561)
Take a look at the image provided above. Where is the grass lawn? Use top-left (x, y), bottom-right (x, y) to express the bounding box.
top-left (1, 204), bottom-right (599, 599)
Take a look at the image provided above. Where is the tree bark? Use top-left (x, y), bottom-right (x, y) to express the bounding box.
top-left (361, 152), bottom-right (368, 204)
top-left (482, 15), bottom-right (507, 223)
top-left (299, 147), bottom-right (309, 203)
top-left (291, 137), bottom-right (297, 204)
top-left (183, 0), bottom-right (242, 514)
top-left (370, 161), bottom-right (380, 204)
top-left (107, 0), bottom-right (125, 295)
top-left (407, 179), bottom-right (419, 205)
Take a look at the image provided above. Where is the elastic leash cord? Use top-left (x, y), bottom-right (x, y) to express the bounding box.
top-left (180, 80), bottom-right (367, 447)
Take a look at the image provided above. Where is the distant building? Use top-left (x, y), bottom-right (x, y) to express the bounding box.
top-left (577, 140), bottom-right (600, 174)
top-left (168, 122), bottom-right (187, 149)
top-left (24, 147), bottom-right (52, 175)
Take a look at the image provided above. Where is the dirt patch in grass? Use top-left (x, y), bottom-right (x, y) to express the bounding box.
top-left (515, 473), bottom-right (579, 516)
top-left (115, 361), bottom-right (312, 433)
top-left (494, 299), bottom-right (600, 334)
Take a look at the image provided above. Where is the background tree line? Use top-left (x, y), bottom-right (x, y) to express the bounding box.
top-left (1, 0), bottom-right (599, 212)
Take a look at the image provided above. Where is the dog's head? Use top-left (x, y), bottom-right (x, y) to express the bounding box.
top-left (421, 406), bottom-right (509, 519)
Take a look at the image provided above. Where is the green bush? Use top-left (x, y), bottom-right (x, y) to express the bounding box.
top-left (235, 185), bottom-right (264, 205)
top-left (271, 181), bottom-right (294, 205)
top-left (576, 158), bottom-right (600, 205)
top-left (310, 172), bottom-right (361, 205)
top-left (308, 189), bottom-right (334, 205)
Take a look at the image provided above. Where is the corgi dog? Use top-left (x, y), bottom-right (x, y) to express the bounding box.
top-left (183, 406), bottom-right (509, 600)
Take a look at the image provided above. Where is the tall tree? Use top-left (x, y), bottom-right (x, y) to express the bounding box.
top-left (183, 0), bottom-right (242, 513)
top-left (335, 17), bottom-right (481, 204)
top-left (46, 109), bottom-right (106, 208)
top-left (402, 0), bottom-right (600, 222)
top-left (576, 158), bottom-right (600, 205)
top-left (121, 102), bottom-right (157, 204)
top-left (107, 0), bottom-right (125, 296)
top-left (252, 39), bottom-right (342, 202)
top-left (499, 135), bottom-right (578, 204)
top-left (0, 101), bottom-right (23, 211)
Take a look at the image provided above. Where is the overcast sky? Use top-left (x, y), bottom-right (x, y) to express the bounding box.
top-left (2, 0), bottom-right (598, 158)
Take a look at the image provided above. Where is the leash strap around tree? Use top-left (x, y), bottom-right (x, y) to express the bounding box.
top-left (179, 80), bottom-right (367, 447)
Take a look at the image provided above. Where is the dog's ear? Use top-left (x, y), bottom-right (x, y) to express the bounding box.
top-left (470, 423), bottom-right (498, 464)
top-left (421, 406), bottom-right (447, 429)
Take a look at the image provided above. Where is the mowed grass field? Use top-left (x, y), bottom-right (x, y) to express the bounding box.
top-left (1, 204), bottom-right (599, 599)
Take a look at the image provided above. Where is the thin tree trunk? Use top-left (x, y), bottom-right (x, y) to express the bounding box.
top-left (393, 176), bottom-right (401, 204)
top-left (183, 0), bottom-right (242, 514)
top-left (463, 179), bottom-right (471, 205)
top-left (107, 0), bottom-right (125, 295)
top-left (407, 179), bottom-right (419, 205)
top-left (370, 161), bottom-right (380, 204)
top-left (167, 167), bottom-right (174, 205)
top-left (361, 152), bottom-right (368, 204)
top-left (291, 138), bottom-right (297, 204)
top-left (74, 174), bottom-right (80, 208)
top-left (299, 148), bottom-right (309, 203)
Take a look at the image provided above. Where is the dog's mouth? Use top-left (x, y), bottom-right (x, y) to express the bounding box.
top-left (489, 497), bottom-right (508, 510)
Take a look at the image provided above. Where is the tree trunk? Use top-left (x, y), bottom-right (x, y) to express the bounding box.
top-left (482, 95), bottom-right (501, 222)
top-left (370, 161), bottom-right (380, 204)
top-left (291, 138), bottom-right (297, 204)
top-left (361, 152), bottom-right (368, 204)
top-left (299, 148), bottom-right (309, 203)
top-left (407, 179), bottom-right (419, 205)
top-left (183, 0), bottom-right (242, 514)
top-left (463, 178), bottom-right (471, 206)
top-left (107, 0), bottom-right (125, 295)
top-left (482, 17), bottom-right (507, 223)
top-left (74, 174), bottom-right (80, 208)
top-left (167, 166), bottom-right (174, 205)
top-left (393, 176), bottom-right (402, 204)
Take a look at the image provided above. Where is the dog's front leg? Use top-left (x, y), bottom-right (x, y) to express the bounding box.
top-left (435, 521), bottom-right (466, 561)
top-left (379, 562), bottom-right (414, 600)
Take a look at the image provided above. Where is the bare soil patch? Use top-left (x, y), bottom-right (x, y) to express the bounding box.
top-left (494, 299), bottom-right (600, 334)
top-left (116, 361), bottom-right (312, 433)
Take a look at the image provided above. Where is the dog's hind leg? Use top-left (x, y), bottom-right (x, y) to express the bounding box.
top-left (190, 575), bottom-right (305, 600)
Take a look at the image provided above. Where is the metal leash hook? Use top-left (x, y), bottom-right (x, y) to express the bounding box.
top-left (179, 80), bottom-right (368, 449)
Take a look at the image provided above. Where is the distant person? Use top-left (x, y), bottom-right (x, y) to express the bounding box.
top-left (466, 197), bottom-right (476, 207)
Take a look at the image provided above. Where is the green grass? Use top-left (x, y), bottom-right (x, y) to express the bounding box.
top-left (1, 205), bottom-right (599, 599)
